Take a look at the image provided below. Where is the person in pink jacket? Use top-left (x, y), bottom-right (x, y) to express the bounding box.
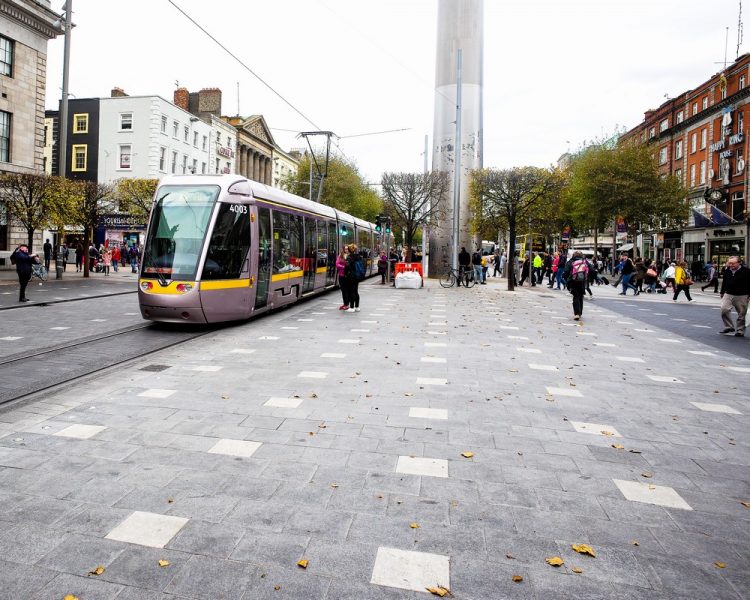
top-left (101, 247), bottom-right (112, 276)
top-left (335, 248), bottom-right (349, 309)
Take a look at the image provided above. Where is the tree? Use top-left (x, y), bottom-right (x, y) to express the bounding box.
top-left (0, 173), bottom-right (58, 250)
top-left (115, 178), bottom-right (158, 222)
top-left (281, 155), bottom-right (382, 221)
top-left (564, 143), bottom-right (687, 258)
top-left (66, 181), bottom-right (116, 277)
top-left (380, 171), bottom-right (449, 261)
top-left (469, 167), bottom-right (564, 291)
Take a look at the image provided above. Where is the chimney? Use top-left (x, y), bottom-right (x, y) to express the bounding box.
top-left (111, 87), bottom-right (128, 97)
top-left (174, 87), bottom-right (189, 111)
top-left (198, 88), bottom-right (222, 117)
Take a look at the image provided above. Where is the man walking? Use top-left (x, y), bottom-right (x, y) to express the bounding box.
top-left (719, 256), bottom-right (750, 337)
top-left (701, 260), bottom-right (719, 293)
top-left (43, 238), bottom-right (52, 271)
top-left (472, 248), bottom-right (483, 285)
top-left (563, 250), bottom-right (588, 320)
top-left (458, 246), bottom-right (471, 287)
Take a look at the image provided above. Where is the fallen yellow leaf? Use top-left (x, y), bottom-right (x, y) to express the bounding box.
top-left (741, 501), bottom-right (750, 509)
top-left (506, 554), bottom-right (516, 560)
top-left (63, 595), bottom-right (80, 600)
top-left (545, 556), bottom-right (564, 567)
top-left (158, 559), bottom-right (170, 567)
top-left (88, 565), bottom-right (105, 576)
top-left (167, 497), bottom-right (174, 504)
top-left (631, 540), bottom-right (639, 546)
top-left (714, 561), bottom-right (726, 569)
top-left (571, 543), bottom-right (596, 557)
top-left (461, 451), bottom-right (474, 458)
top-left (600, 430), bottom-right (614, 436)
top-left (297, 559), bottom-right (308, 569)
top-left (410, 523), bottom-right (420, 529)
top-left (641, 472), bottom-right (653, 478)
top-left (512, 575), bottom-right (523, 582)
top-left (611, 444), bottom-right (625, 450)
top-left (330, 483), bottom-right (339, 488)
top-left (274, 585), bottom-right (281, 591)
top-left (572, 567), bottom-right (583, 574)
top-left (425, 587), bottom-right (450, 597)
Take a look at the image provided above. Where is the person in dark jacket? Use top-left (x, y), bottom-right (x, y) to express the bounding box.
top-left (43, 238), bottom-right (52, 270)
top-left (457, 247), bottom-right (471, 287)
top-left (10, 244), bottom-right (38, 302)
top-left (719, 256), bottom-right (750, 337)
top-left (344, 243), bottom-right (363, 312)
top-left (563, 251), bottom-right (588, 320)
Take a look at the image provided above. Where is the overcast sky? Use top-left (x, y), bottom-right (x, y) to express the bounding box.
top-left (45, 0), bottom-right (746, 183)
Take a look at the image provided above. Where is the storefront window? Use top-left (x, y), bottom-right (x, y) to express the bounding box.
top-left (710, 239), bottom-right (745, 267)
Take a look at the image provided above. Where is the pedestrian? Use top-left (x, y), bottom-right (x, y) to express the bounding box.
top-left (672, 260), bottom-right (694, 302)
top-left (519, 256), bottom-right (532, 286)
top-left (663, 262), bottom-right (676, 291)
top-left (563, 250), bottom-right (588, 320)
top-left (472, 248), bottom-right (483, 284)
top-left (43, 238), bottom-right (52, 271)
top-left (75, 241), bottom-right (83, 272)
top-left (377, 251), bottom-right (388, 284)
top-left (634, 257), bottom-right (646, 293)
top-left (718, 256), bottom-right (750, 337)
top-left (701, 260), bottom-right (719, 293)
top-left (481, 254), bottom-right (489, 283)
top-left (345, 243), bottom-right (363, 312)
top-left (554, 253), bottom-right (567, 289)
top-left (493, 250), bottom-right (501, 277)
top-left (618, 253), bottom-right (639, 295)
top-left (88, 243), bottom-right (99, 272)
top-left (129, 245), bottom-right (138, 272)
top-left (61, 243), bottom-right (69, 272)
top-left (499, 251), bottom-right (507, 278)
top-left (458, 246), bottom-right (471, 286)
top-left (111, 245), bottom-right (120, 273)
top-left (549, 251), bottom-right (560, 288)
top-left (10, 244), bottom-right (38, 302)
top-left (102, 247), bottom-right (112, 276)
top-left (336, 248), bottom-right (349, 309)
top-left (644, 262), bottom-right (659, 293)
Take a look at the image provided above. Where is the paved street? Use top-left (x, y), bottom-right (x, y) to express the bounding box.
top-left (0, 275), bottom-right (748, 599)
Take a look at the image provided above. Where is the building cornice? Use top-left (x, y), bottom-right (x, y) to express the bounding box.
top-left (0, 0), bottom-right (61, 40)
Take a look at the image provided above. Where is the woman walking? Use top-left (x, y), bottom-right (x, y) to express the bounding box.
top-left (673, 260), bottom-right (694, 302)
top-left (345, 244), bottom-right (363, 312)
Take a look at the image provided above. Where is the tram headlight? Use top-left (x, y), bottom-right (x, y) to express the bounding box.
top-left (176, 283), bottom-right (193, 293)
top-left (140, 281), bottom-right (153, 291)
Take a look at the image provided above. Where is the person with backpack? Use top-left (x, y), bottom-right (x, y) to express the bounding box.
top-left (344, 243), bottom-right (364, 312)
top-left (563, 250), bottom-right (589, 320)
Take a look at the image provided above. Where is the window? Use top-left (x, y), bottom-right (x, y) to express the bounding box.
top-left (201, 162), bottom-right (206, 174)
top-left (120, 113), bottom-right (133, 130)
top-left (171, 150), bottom-right (177, 174)
top-left (700, 160), bottom-right (706, 184)
top-left (692, 102), bottom-right (698, 115)
top-left (675, 168), bottom-right (683, 182)
top-left (202, 135), bottom-right (207, 151)
top-left (659, 119), bottom-right (668, 132)
top-left (0, 36), bottom-right (13, 77)
top-left (659, 147), bottom-right (668, 164)
top-left (216, 133), bottom-right (221, 145)
top-left (172, 120), bottom-right (179, 138)
top-left (741, 75), bottom-right (746, 90)
top-left (701, 128), bottom-right (707, 149)
top-left (72, 144), bottom-right (87, 171)
top-left (677, 111), bottom-right (684, 124)
top-left (690, 163), bottom-right (696, 187)
top-left (648, 127), bottom-right (655, 139)
top-left (675, 140), bottom-right (683, 160)
top-left (721, 85), bottom-right (728, 100)
top-left (193, 131), bottom-right (198, 147)
top-left (272, 211), bottom-right (302, 277)
top-left (732, 192), bottom-right (746, 221)
top-left (226, 161), bottom-right (230, 173)
top-left (192, 158), bottom-right (197, 173)
top-left (215, 158), bottom-right (220, 172)
top-left (690, 133), bottom-right (697, 153)
top-left (119, 144), bottom-right (132, 169)
top-left (184, 126), bottom-right (189, 142)
top-left (702, 97), bottom-right (708, 110)
top-left (160, 115), bottom-right (167, 134)
top-left (182, 154), bottom-right (187, 174)
top-left (0, 110), bottom-right (10, 162)
top-left (73, 113), bottom-right (88, 134)
top-left (159, 146), bottom-right (166, 171)
top-left (201, 203), bottom-right (251, 280)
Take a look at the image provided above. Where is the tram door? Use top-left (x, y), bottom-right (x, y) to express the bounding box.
top-left (254, 207), bottom-right (272, 310)
top-left (302, 217), bottom-right (316, 294)
top-left (326, 221), bottom-right (337, 286)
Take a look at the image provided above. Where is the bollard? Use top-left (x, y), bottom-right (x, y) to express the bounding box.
top-left (55, 245), bottom-right (64, 279)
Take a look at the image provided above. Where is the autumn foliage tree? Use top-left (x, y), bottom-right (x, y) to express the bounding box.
top-left (115, 178), bottom-right (158, 222)
top-left (0, 173), bottom-right (59, 250)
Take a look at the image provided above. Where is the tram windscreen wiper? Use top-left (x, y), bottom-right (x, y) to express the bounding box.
top-left (156, 269), bottom-right (168, 287)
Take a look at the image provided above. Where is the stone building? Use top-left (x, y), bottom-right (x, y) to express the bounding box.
top-left (0, 0), bottom-right (59, 257)
top-left (227, 114), bottom-right (274, 185)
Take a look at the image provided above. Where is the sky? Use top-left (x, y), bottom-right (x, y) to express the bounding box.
top-left (44, 0), bottom-right (747, 184)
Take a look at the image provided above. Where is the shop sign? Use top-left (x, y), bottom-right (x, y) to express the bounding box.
top-left (730, 132), bottom-right (744, 144)
top-left (98, 213), bottom-right (145, 229)
top-left (713, 229), bottom-right (737, 237)
top-left (561, 226), bottom-right (570, 241)
top-left (711, 139), bottom-right (726, 152)
top-left (720, 150), bottom-right (733, 159)
top-left (217, 146), bottom-right (235, 158)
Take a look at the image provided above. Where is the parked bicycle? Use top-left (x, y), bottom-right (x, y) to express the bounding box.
top-left (440, 266), bottom-right (475, 288)
top-left (31, 263), bottom-right (48, 282)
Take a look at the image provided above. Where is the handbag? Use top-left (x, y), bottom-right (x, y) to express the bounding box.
top-left (684, 278), bottom-right (694, 286)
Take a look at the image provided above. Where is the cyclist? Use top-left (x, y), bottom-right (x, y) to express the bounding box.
top-left (458, 247), bottom-right (471, 287)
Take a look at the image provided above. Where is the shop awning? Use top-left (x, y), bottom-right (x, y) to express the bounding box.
top-left (617, 243), bottom-right (634, 252)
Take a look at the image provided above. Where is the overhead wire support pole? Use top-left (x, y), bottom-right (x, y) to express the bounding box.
top-left (58, 0), bottom-right (73, 179)
top-left (297, 131), bottom-right (336, 203)
top-left (451, 49), bottom-right (463, 273)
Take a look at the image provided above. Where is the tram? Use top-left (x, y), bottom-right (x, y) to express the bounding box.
top-left (138, 174), bottom-right (382, 324)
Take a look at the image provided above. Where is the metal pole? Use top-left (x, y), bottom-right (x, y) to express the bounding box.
top-left (58, 0), bottom-right (72, 178)
top-left (422, 134), bottom-right (429, 277)
top-left (527, 215), bottom-right (532, 286)
top-left (451, 49), bottom-right (463, 272)
top-left (308, 159), bottom-right (313, 200)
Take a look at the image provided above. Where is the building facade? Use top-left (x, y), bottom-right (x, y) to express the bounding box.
top-left (622, 53), bottom-right (750, 266)
top-left (272, 146), bottom-right (302, 190)
top-left (0, 0), bottom-right (59, 257)
top-left (227, 114), bottom-right (274, 185)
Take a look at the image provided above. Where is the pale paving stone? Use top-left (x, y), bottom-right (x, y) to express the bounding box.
top-left (648, 375), bottom-right (684, 383)
top-left (617, 356), bottom-right (645, 363)
top-left (657, 338), bottom-right (681, 343)
top-left (409, 407), bottom-right (448, 420)
top-left (687, 350), bottom-right (715, 356)
top-left (105, 511), bottom-right (189, 548)
top-left (594, 342), bottom-right (616, 347)
top-left (613, 479), bottom-right (692, 510)
top-left (0, 336), bottom-right (23, 341)
top-left (517, 348), bottom-right (541, 353)
top-left (570, 421), bottom-right (622, 437)
top-left (546, 386), bottom-right (582, 397)
top-left (230, 348), bottom-right (256, 354)
top-left (420, 357), bottom-right (447, 363)
top-left (259, 336), bottom-right (280, 340)
top-left (264, 397), bottom-right (304, 409)
top-left (321, 353), bottom-right (346, 358)
top-left (576, 331), bottom-right (597, 336)
top-left (191, 365), bottom-right (223, 372)
top-left (396, 456), bottom-right (448, 478)
top-left (728, 366), bottom-right (750, 373)
top-left (507, 335), bottom-right (528, 340)
top-left (370, 547), bottom-right (450, 592)
top-left (53, 424), bottom-right (107, 439)
top-left (50, 326), bottom-right (70, 330)
top-left (529, 364), bottom-right (557, 371)
top-left (338, 339), bottom-right (360, 344)
top-left (690, 402), bottom-right (742, 415)
top-left (298, 371), bottom-right (327, 379)
top-left (416, 377), bottom-right (447, 386)
top-left (208, 439), bottom-right (262, 458)
top-left (137, 388), bottom-right (176, 399)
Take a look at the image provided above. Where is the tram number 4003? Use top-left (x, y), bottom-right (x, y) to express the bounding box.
top-left (229, 204), bottom-right (248, 214)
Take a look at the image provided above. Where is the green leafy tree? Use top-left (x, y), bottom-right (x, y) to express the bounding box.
top-left (469, 167), bottom-right (564, 291)
top-left (381, 171), bottom-right (449, 261)
top-left (281, 155), bottom-right (382, 221)
top-left (115, 178), bottom-right (158, 222)
top-left (66, 181), bottom-right (116, 277)
top-left (0, 173), bottom-right (58, 250)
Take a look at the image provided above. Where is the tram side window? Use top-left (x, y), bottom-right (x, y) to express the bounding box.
top-left (201, 203), bottom-right (251, 279)
top-left (304, 217), bottom-right (317, 270)
top-left (339, 223), bottom-right (352, 249)
top-left (317, 221), bottom-right (328, 268)
top-left (272, 211), bottom-right (303, 273)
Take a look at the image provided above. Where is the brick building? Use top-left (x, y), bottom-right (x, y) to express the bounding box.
top-left (622, 53), bottom-right (750, 267)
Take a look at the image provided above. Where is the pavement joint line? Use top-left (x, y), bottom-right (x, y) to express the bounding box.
top-left (0, 289), bottom-right (136, 311)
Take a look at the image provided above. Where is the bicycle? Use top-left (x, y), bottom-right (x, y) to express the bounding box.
top-left (440, 266), bottom-right (476, 288)
top-left (31, 263), bottom-right (48, 282)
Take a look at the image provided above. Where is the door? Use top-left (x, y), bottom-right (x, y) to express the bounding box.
top-left (254, 207), bottom-right (271, 309)
top-left (326, 221), bottom-right (337, 285)
top-left (302, 216), bottom-right (316, 293)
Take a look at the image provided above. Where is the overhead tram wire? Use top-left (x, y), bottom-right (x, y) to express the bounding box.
top-left (167, 0), bottom-right (322, 131)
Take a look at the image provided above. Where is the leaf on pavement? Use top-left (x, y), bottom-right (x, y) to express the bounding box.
top-left (461, 451), bottom-right (474, 458)
top-left (741, 501), bottom-right (750, 509)
top-left (330, 483), bottom-right (339, 488)
top-left (158, 559), bottom-right (170, 567)
top-left (600, 430), bottom-right (614, 436)
top-left (506, 554), bottom-right (516, 560)
top-left (631, 540), bottom-right (639, 546)
top-left (297, 559), bottom-right (308, 569)
top-left (571, 544), bottom-right (596, 557)
top-left (572, 567), bottom-right (583, 574)
top-left (628, 449), bottom-right (642, 454)
top-left (410, 523), bottom-right (420, 529)
top-left (274, 585), bottom-right (281, 591)
top-left (87, 565), bottom-right (105, 577)
top-left (641, 472), bottom-right (653, 478)
top-left (611, 444), bottom-right (625, 449)
top-left (512, 575), bottom-right (523, 582)
top-left (714, 561), bottom-right (726, 569)
top-left (426, 586), bottom-right (450, 597)
top-left (63, 595), bottom-right (80, 600)
top-left (545, 556), bottom-right (564, 567)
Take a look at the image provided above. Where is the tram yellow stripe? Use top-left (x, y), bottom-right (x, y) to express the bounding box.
top-left (271, 271), bottom-right (304, 282)
top-left (200, 279), bottom-right (251, 290)
top-left (316, 267), bottom-right (327, 274)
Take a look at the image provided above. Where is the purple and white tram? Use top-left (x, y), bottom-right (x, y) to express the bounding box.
top-left (138, 174), bottom-right (382, 323)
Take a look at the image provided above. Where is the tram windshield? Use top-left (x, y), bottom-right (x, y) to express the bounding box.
top-left (141, 185), bottom-right (219, 280)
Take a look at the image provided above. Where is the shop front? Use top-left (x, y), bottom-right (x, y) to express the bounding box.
top-left (682, 229), bottom-right (706, 268)
top-left (97, 214), bottom-right (146, 250)
top-left (658, 231), bottom-right (683, 265)
top-left (707, 225), bottom-right (746, 266)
